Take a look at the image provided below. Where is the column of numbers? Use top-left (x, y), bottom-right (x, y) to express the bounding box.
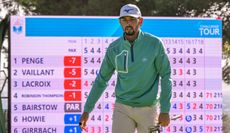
top-left (82, 37), bottom-right (105, 132)
top-left (64, 55), bottom-right (82, 133)
top-left (184, 40), bottom-right (205, 129)
top-left (162, 38), bottom-right (207, 133)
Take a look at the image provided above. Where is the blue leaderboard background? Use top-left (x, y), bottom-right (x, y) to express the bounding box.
top-left (25, 17), bottom-right (222, 38)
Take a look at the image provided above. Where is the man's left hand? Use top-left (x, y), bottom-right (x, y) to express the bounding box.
top-left (158, 113), bottom-right (170, 127)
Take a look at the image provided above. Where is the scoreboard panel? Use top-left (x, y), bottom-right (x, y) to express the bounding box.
top-left (10, 16), bottom-right (222, 133)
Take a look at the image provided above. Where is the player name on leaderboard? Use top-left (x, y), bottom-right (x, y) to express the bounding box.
top-left (10, 16), bottom-right (222, 133)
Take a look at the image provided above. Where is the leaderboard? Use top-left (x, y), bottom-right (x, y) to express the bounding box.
top-left (10, 16), bottom-right (222, 133)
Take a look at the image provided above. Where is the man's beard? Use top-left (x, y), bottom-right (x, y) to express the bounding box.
top-left (125, 26), bottom-right (135, 36)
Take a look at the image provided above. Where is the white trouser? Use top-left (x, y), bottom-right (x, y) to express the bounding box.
top-left (112, 102), bottom-right (157, 133)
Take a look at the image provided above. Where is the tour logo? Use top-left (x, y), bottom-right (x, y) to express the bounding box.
top-left (12, 18), bottom-right (23, 34)
top-left (199, 25), bottom-right (220, 36)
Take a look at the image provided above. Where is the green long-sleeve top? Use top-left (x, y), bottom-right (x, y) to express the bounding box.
top-left (84, 31), bottom-right (172, 113)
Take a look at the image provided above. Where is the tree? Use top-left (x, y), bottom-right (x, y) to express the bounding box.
top-left (13, 0), bottom-right (87, 15)
top-left (223, 113), bottom-right (230, 133)
top-left (83, 0), bottom-right (122, 16)
top-left (0, 15), bottom-right (9, 48)
top-left (0, 15), bottom-right (9, 133)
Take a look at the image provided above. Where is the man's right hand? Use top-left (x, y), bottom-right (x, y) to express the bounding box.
top-left (79, 112), bottom-right (89, 131)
